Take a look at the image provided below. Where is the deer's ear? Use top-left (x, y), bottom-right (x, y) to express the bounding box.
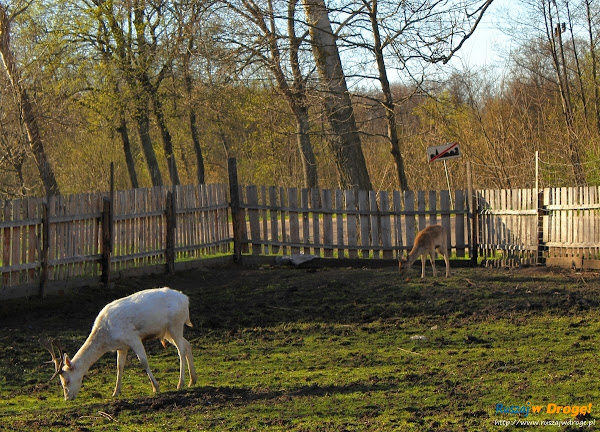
top-left (63, 354), bottom-right (72, 370)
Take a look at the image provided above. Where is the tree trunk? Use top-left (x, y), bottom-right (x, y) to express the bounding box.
top-left (0, 5), bottom-right (60, 196)
top-left (236, 0), bottom-right (319, 189)
top-left (148, 85), bottom-right (180, 186)
top-left (183, 41), bottom-right (205, 185)
top-left (547, 0), bottom-right (586, 186)
top-left (116, 114), bottom-right (139, 189)
top-left (368, 1), bottom-right (409, 190)
top-left (302, 0), bottom-right (372, 191)
top-left (133, 98), bottom-right (163, 187)
top-left (294, 104), bottom-right (318, 189)
top-left (585, 0), bottom-right (600, 134)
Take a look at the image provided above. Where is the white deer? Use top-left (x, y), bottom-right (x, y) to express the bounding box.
top-left (41, 287), bottom-right (197, 400)
top-left (399, 225), bottom-right (451, 278)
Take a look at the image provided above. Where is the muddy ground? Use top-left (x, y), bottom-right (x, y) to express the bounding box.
top-left (1, 262), bottom-right (599, 430)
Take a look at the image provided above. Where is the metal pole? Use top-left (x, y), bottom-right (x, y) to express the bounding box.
top-left (443, 160), bottom-right (454, 209)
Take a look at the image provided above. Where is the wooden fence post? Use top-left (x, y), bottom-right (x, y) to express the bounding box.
top-left (39, 201), bottom-right (49, 298)
top-left (101, 197), bottom-right (112, 285)
top-left (228, 157), bottom-right (244, 263)
top-left (467, 162), bottom-right (478, 266)
top-left (166, 190), bottom-right (176, 273)
top-left (536, 189), bottom-right (546, 266)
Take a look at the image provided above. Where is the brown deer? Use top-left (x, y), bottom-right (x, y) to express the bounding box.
top-left (399, 225), bottom-right (450, 278)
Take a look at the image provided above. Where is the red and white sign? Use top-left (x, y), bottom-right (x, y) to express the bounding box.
top-left (427, 142), bottom-right (461, 163)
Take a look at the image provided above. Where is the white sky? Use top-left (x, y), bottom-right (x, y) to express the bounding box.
top-left (447, 0), bottom-right (514, 71)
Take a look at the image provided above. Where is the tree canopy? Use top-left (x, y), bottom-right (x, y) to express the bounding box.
top-left (0, 0), bottom-right (597, 199)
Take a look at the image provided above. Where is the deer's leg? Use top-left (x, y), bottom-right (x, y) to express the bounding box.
top-left (429, 252), bottom-right (437, 277)
top-left (130, 339), bottom-right (159, 393)
top-left (113, 348), bottom-right (128, 397)
top-left (420, 254), bottom-right (426, 278)
top-left (183, 338), bottom-right (197, 387)
top-left (166, 330), bottom-right (197, 389)
top-left (443, 249), bottom-right (450, 277)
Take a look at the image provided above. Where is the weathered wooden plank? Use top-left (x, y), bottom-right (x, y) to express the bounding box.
top-left (370, 191), bottom-right (380, 259)
top-left (289, 188), bottom-right (300, 255)
top-left (455, 190), bottom-right (465, 257)
top-left (301, 189), bottom-right (310, 255)
top-left (261, 186), bottom-right (268, 255)
top-left (345, 190), bottom-right (358, 259)
top-left (429, 190), bottom-right (437, 226)
top-left (417, 191), bottom-right (426, 231)
top-left (268, 187), bottom-right (279, 255)
top-left (322, 189), bottom-right (333, 258)
top-left (392, 190), bottom-right (402, 259)
top-left (335, 190), bottom-right (344, 259)
top-left (312, 188), bottom-right (321, 257)
top-left (358, 191), bottom-right (370, 258)
top-left (3, 200), bottom-right (12, 286)
top-left (280, 187), bottom-right (287, 256)
top-left (12, 200), bottom-right (22, 284)
top-left (27, 199), bottom-right (39, 282)
top-left (405, 190), bottom-right (415, 250)
top-left (440, 191), bottom-right (451, 255)
top-left (379, 191), bottom-right (392, 259)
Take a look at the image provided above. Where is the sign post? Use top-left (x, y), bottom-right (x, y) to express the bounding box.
top-left (427, 143), bottom-right (461, 209)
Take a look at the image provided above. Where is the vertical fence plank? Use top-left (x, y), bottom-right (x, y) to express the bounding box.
top-left (380, 191), bottom-right (392, 259)
top-left (301, 189), bottom-right (310, 255)
top-left (346, 190), bottom-right (358, 259)
top-left (369, 191), bottom-right (380, 259)
top-left (358, 191), bottom-right (369, 258)
top-left (429, 191), bottom-right (437, 226)
top-left (322, 190), bottom-right (333, 258)
top-left (3, 200), bottom-right (12, 287)
top-left (417, 191), bottom-right (426, 230)
top-left (405, 190), bottom-right (415, 249)
top-left (289, 188), bottom-right (300, 255)
top-left (247, 185), bottom-right (261, 256)
top-left (280, 187), bottom-right (287, 256)
top-left (11, 200), bottom-right (21, 284)
top-left (440, 191), bottom-right (451, 255)
top-left (261, 186), bottom-right (268, 255)
top-left (269, 186), bottom-right (279, 255)
top-left (312, 189), bottom-right (321, 257)
top-left (454, 191), bottom-right (465, 258)
top-left (393, 191), bottom-right (403, 259)
top-left (335, 190), bottom-right (345, 259)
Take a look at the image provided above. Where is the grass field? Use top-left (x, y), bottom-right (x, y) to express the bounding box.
top-left (1, 263), bottom-right (599, 431)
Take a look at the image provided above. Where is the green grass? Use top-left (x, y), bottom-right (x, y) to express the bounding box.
top-left (1, 265), bottom-right (599, 430)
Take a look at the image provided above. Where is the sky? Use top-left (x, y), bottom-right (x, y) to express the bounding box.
top-left (447, 0), bottom-right (514, 71)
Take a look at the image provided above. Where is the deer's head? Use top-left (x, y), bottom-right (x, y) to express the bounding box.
top-left (39, 338), bottom-right (83, 400)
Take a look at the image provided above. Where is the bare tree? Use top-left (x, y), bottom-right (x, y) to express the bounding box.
top-left (339, 0), bottom-right (494, 190)
top-left (222, 0), bottom-right (319, 189)
top-left (302, 0), bottom-right (373, 191)
top-left (0, 3), bottom-right (60, 196)
top-left (544, 0), bottom-right (585, 185)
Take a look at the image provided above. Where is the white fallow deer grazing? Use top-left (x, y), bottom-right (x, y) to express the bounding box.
top-left (41, 287), bottom-right (196, 400)
top-left (398, 225), bottom-right (451, 278)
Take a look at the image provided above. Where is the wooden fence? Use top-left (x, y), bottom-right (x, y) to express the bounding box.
top-left (235, 185), bottom-right (471, 260)
top-left (477, 186), bottom-right (600, 268)
top-left (0, 184), bottom-right (230, 298)
top-left (477, 188), bottom-right (539, 266)
top-left (3, 176), bottom-right (600, 299)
